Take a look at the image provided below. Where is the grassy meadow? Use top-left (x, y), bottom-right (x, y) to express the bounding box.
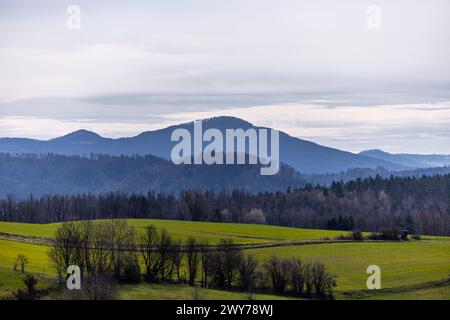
top-left (0, 219), bottom-right (352, 244)
top-left (0, 219), bottom-right (449, 300)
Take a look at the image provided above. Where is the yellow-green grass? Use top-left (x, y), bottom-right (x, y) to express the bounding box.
top-left (0, 222), bottom-right (58, 238)
top-left (119, 283), bottom-right (294, 300)
top-left (420, 235), bottom-right (450, 241)
top-left (0, 237), bottom-right (54, 299)
top-left (125, 219), bottom-right (353, 243)
top-left (0, 267), bottom-right (54, 299)
top-left (1, 237), bottom-right (448, 295)
top-left (0, 239), bottom-right (53, 274)
top-left (1, 220), bottom-right (449, 300)
top-left (247, 241), bottom-right (450, 292)
top-left (0, 220), bottom-right (353, 244)
top-left (364, 285), bottom-right (450, 300)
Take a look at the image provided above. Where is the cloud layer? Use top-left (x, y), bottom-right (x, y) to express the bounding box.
top-left (1, 0), bottom-right (450, 153)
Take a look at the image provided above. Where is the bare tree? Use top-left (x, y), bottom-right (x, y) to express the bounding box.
top-left (23, 273), bottom-right (38, 296)
top-left (263, 256), bottom-right (290, 294)
top-left (310, 262), bottom-right (336, 299)
top-left (139, 225), bottom-right (160, 283)
top-left (238, 255), bottom-right (258, 293)
top-left (157, 229), bottom-right (174, 281)
top-left (171, 240), bottom-right (184, 282)
top-left (14, 254), bottom-right (29, 273)
top-left (287, 259), bottom-right (305, 296)
top-left (182, 190), bottom-right (205, 221)
top-left (185, 237), bottom-right (199, 286)
top-left (48, 222), bottom-right (81, 283)
top-left (209, 239), bottom-right (242, 289)
top-left (104, 219), bottom-right (137, 280)
top-left (199, 240), bottom-right (211, 288)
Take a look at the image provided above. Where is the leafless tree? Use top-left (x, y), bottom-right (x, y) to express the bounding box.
top-left (14, 254), bottom-right (29, 273)
top-left (310, 262), bottom-right (336, 299)
top-left (238, 255), bottom-right (258, 293)
top-left (199, 240), bottom-right (211, 288)
top-left (287, 258), bottom-right (305, 296)
top-left (48, 222), bottom-right (81, 283)
top-left (157, 229), bottom-right (174, 281)
top-left (263, 256), bottom-right (290, 294)
top-left (209, 239), bottom-right (242, 289)
top-left (139, 225), bottom-right (160, 283)
top-left (171, 240), bottom-right (184, 282)
top-left (185, 237), bottom-right (199, 286)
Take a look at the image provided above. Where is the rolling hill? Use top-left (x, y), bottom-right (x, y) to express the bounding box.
top-left (0, 219), bottom-right (449, 300)
top-left (359, 149), bottom-right (450, 169)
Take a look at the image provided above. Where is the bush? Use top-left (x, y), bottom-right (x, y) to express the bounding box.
top-left (351, 230), bottom-right (363, 240)
top-left (369, 226), bottom-right (400, 240)
top-left (335, 230), bottom-right (363, 241)
top-left (23, 273), bottom-right (38, 295)
top-left (62, 274), bottom-right (117, 300)
top-left (261, 257), bottom-right (336, 299)
top-left (123, 258), bottom-right (142, 283)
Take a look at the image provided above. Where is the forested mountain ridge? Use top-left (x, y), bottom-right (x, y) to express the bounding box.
top-left (2, 153), bottom-right (450, 198)
top-left (0, 116), bottom-right (406, 173)
top-left (0, 153), bottom-right (307, 198)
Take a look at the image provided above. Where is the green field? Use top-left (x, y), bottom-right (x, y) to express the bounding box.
top-left (0, 219), bottom-right (449, 300)
top-left (0, 239), bottom-right (53, 274)
top-left (0, 219), bottom-right (352, 244)
top-left (247, 241), bottom-right (450, 291)
top-left (118, 283), bottom-right (294, 300)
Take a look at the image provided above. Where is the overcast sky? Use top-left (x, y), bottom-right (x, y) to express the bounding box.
top-left (1, 0), bottom-right (450, 153)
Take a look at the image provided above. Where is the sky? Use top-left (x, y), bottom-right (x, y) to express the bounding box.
top-left (0, 0), bottom-right (450, 153)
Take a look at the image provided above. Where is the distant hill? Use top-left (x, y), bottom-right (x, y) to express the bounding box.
top-left (0, 116), bottom-right (405, 174)
top-left (359, 149), bottom-right (450, 169)
top-left (0, 153), bottom-right (307, 198)
top-left (2, 152), bottom-right (450, 198)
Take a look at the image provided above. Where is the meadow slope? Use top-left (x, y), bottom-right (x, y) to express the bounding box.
top-left (0, 219), bottom-right (449, 300)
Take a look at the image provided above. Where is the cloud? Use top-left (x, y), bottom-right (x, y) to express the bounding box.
top-left (163, 101), bottom-right (450, 153)
top-left (2, 101), bottom-right (450, 154)
top-left (1, 0), bottom-right (450, 101)
top-left (1, 0), bottom-right (450, 154)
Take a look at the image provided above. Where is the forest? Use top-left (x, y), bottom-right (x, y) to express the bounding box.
top-left (3, 153), bottom-right (450, 198)
top-left (1, 173), bottom-right (449, 236)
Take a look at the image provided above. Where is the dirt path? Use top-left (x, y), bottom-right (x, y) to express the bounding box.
top-left (0, 231), bottom-right (368, 251)
top-left (0, 232), bottom-right (52, 246)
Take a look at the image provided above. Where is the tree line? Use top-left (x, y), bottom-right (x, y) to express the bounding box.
top-left (1, 173), bottom-right (450, 235)
top-left (50, 220), bottom-right (336, 299)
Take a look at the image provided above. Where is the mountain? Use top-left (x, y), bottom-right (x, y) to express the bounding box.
top-left (359, 149), bottom-right (450, 169)
top-left (51, 129), bottom-right (103, 143)
top-left (0, 116), bottom-right (406, 173)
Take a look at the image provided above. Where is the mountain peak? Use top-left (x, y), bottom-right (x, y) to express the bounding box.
top-left (360, 149), bottom-right (391, 156)
top-left (198, 116), bottom-right (254, 130)
top-left (52, 129), bottom-right (103, 143)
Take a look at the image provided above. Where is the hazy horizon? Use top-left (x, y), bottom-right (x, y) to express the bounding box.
top-left (1, 0), bottom-right (450, 153)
